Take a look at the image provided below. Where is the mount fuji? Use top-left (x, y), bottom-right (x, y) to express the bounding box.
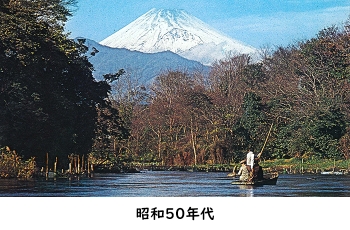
top-left (100, 8), bottom-right (257, 65)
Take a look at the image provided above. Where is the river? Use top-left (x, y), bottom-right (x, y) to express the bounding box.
top-left (1, 171), bottom-right (350, 197)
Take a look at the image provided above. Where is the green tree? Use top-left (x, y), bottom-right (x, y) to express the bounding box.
top-left (0, 0), bottom-right (111, 164)
top-left (234, 92), bottom-right (267, 155)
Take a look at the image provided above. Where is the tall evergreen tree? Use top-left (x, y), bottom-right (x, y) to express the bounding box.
top-left (233, 92), bottom-right (267, 155)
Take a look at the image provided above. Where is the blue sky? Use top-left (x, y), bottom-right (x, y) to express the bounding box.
top-left (65, 0), bottom-right (350, 48)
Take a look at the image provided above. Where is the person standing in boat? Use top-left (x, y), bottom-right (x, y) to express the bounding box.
top-left (246, 150), bottom-right (254, 172)
top-left (237, 160), bottom-right (249, 181)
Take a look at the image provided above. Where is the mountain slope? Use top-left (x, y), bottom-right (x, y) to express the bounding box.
top-left (100, 8), bottom-right (257, 65)
top-left (83, 39), bottom-right (209, 83)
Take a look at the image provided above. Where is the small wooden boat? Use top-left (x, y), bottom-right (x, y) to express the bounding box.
top-left (231, 173), bottom-right (279, 186)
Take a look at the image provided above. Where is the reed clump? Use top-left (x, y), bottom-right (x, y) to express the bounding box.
top-left (0, 146), bottom-right (36, 179)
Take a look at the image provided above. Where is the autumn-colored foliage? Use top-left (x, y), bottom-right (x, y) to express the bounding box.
top-left (0, 147), bottom-right (36, 178)
top-left (109, 21), bottom-right (350, 166)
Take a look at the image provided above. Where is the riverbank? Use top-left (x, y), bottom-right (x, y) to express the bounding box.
top-left (259, 158), bottom-right (350, 174)
top-left (2, 148), bottom-right (349, 179)
top-left (134, 158), bottom-right (350, 175)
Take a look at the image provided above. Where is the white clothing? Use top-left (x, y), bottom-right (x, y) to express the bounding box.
top-left (246, 151), bottom-right (254, 169)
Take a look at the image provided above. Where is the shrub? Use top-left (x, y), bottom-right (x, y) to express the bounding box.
top-left (0, 147), bottom-right (36, 179)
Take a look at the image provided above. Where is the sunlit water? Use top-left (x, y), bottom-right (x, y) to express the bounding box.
top-left (1, 171), bottom-right (350, 197)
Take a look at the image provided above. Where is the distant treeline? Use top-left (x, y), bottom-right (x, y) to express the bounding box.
top-left (1, 1), bottom-right (350, 170)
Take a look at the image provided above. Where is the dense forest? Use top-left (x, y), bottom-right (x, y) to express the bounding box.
top-left (0, 0), bottom-right (124, 172)
top-left (1, 1), bottom-right (350, 176)
top-left (106, 20), bottom-right (350, 167)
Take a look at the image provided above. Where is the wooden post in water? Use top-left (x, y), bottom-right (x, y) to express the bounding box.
top-left (46, 152), bottom-right (49, 178)
top-left (72, 156), bottom-right (77, 173)
top-left (77, 155), bottom-right (80, 174)
top-left (301, 158), bottom-right (304, 174)
top-left (69, 154), bottom-right (73, 174)
top-left (81, 155), bottom-right (84, 173)
top-left (87, 156), bottom-right (90, 176)
top-left (54, 157), bottom-right (57, 174)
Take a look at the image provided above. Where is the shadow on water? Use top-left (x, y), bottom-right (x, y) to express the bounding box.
top-left (1, 171), bottom-right (350, 197)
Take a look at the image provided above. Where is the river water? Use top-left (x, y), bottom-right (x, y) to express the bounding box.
top-left (1, 171), bottom-right (350, 197)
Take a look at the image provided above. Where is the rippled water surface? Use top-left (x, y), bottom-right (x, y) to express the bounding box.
top-left (1, 171), bottom-right (350, 197)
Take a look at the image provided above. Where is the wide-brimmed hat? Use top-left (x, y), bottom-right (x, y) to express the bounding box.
top-left (240, 159), bottom-right (246, 164)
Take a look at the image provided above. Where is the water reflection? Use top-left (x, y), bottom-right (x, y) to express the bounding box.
top-left (237, 185), bottom-right (255, 197)
top-left (1, 172), bottom-right (350, 197)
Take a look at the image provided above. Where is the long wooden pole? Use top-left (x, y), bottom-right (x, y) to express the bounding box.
top-left (257, 123), bottom-right (273, 158)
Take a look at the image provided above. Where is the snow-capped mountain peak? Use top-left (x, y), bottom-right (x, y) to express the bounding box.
top-left (100, 8), bottom-right (257, 65)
